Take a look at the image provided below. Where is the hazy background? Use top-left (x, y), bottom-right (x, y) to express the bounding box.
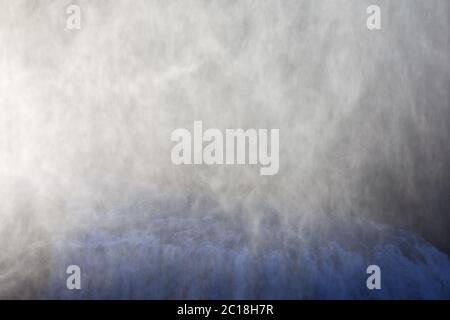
top-left (0, 0), bottom-right (449, 298)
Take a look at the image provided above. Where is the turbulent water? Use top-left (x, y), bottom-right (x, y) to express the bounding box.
top-left (43, 198), bottom-right (450, 300)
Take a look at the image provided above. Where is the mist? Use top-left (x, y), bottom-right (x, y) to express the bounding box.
top-left (0, 0), bottom-right (449, 299)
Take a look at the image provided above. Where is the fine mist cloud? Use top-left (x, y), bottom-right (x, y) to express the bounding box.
top-left (0, 0), bottom-right (449, 299)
